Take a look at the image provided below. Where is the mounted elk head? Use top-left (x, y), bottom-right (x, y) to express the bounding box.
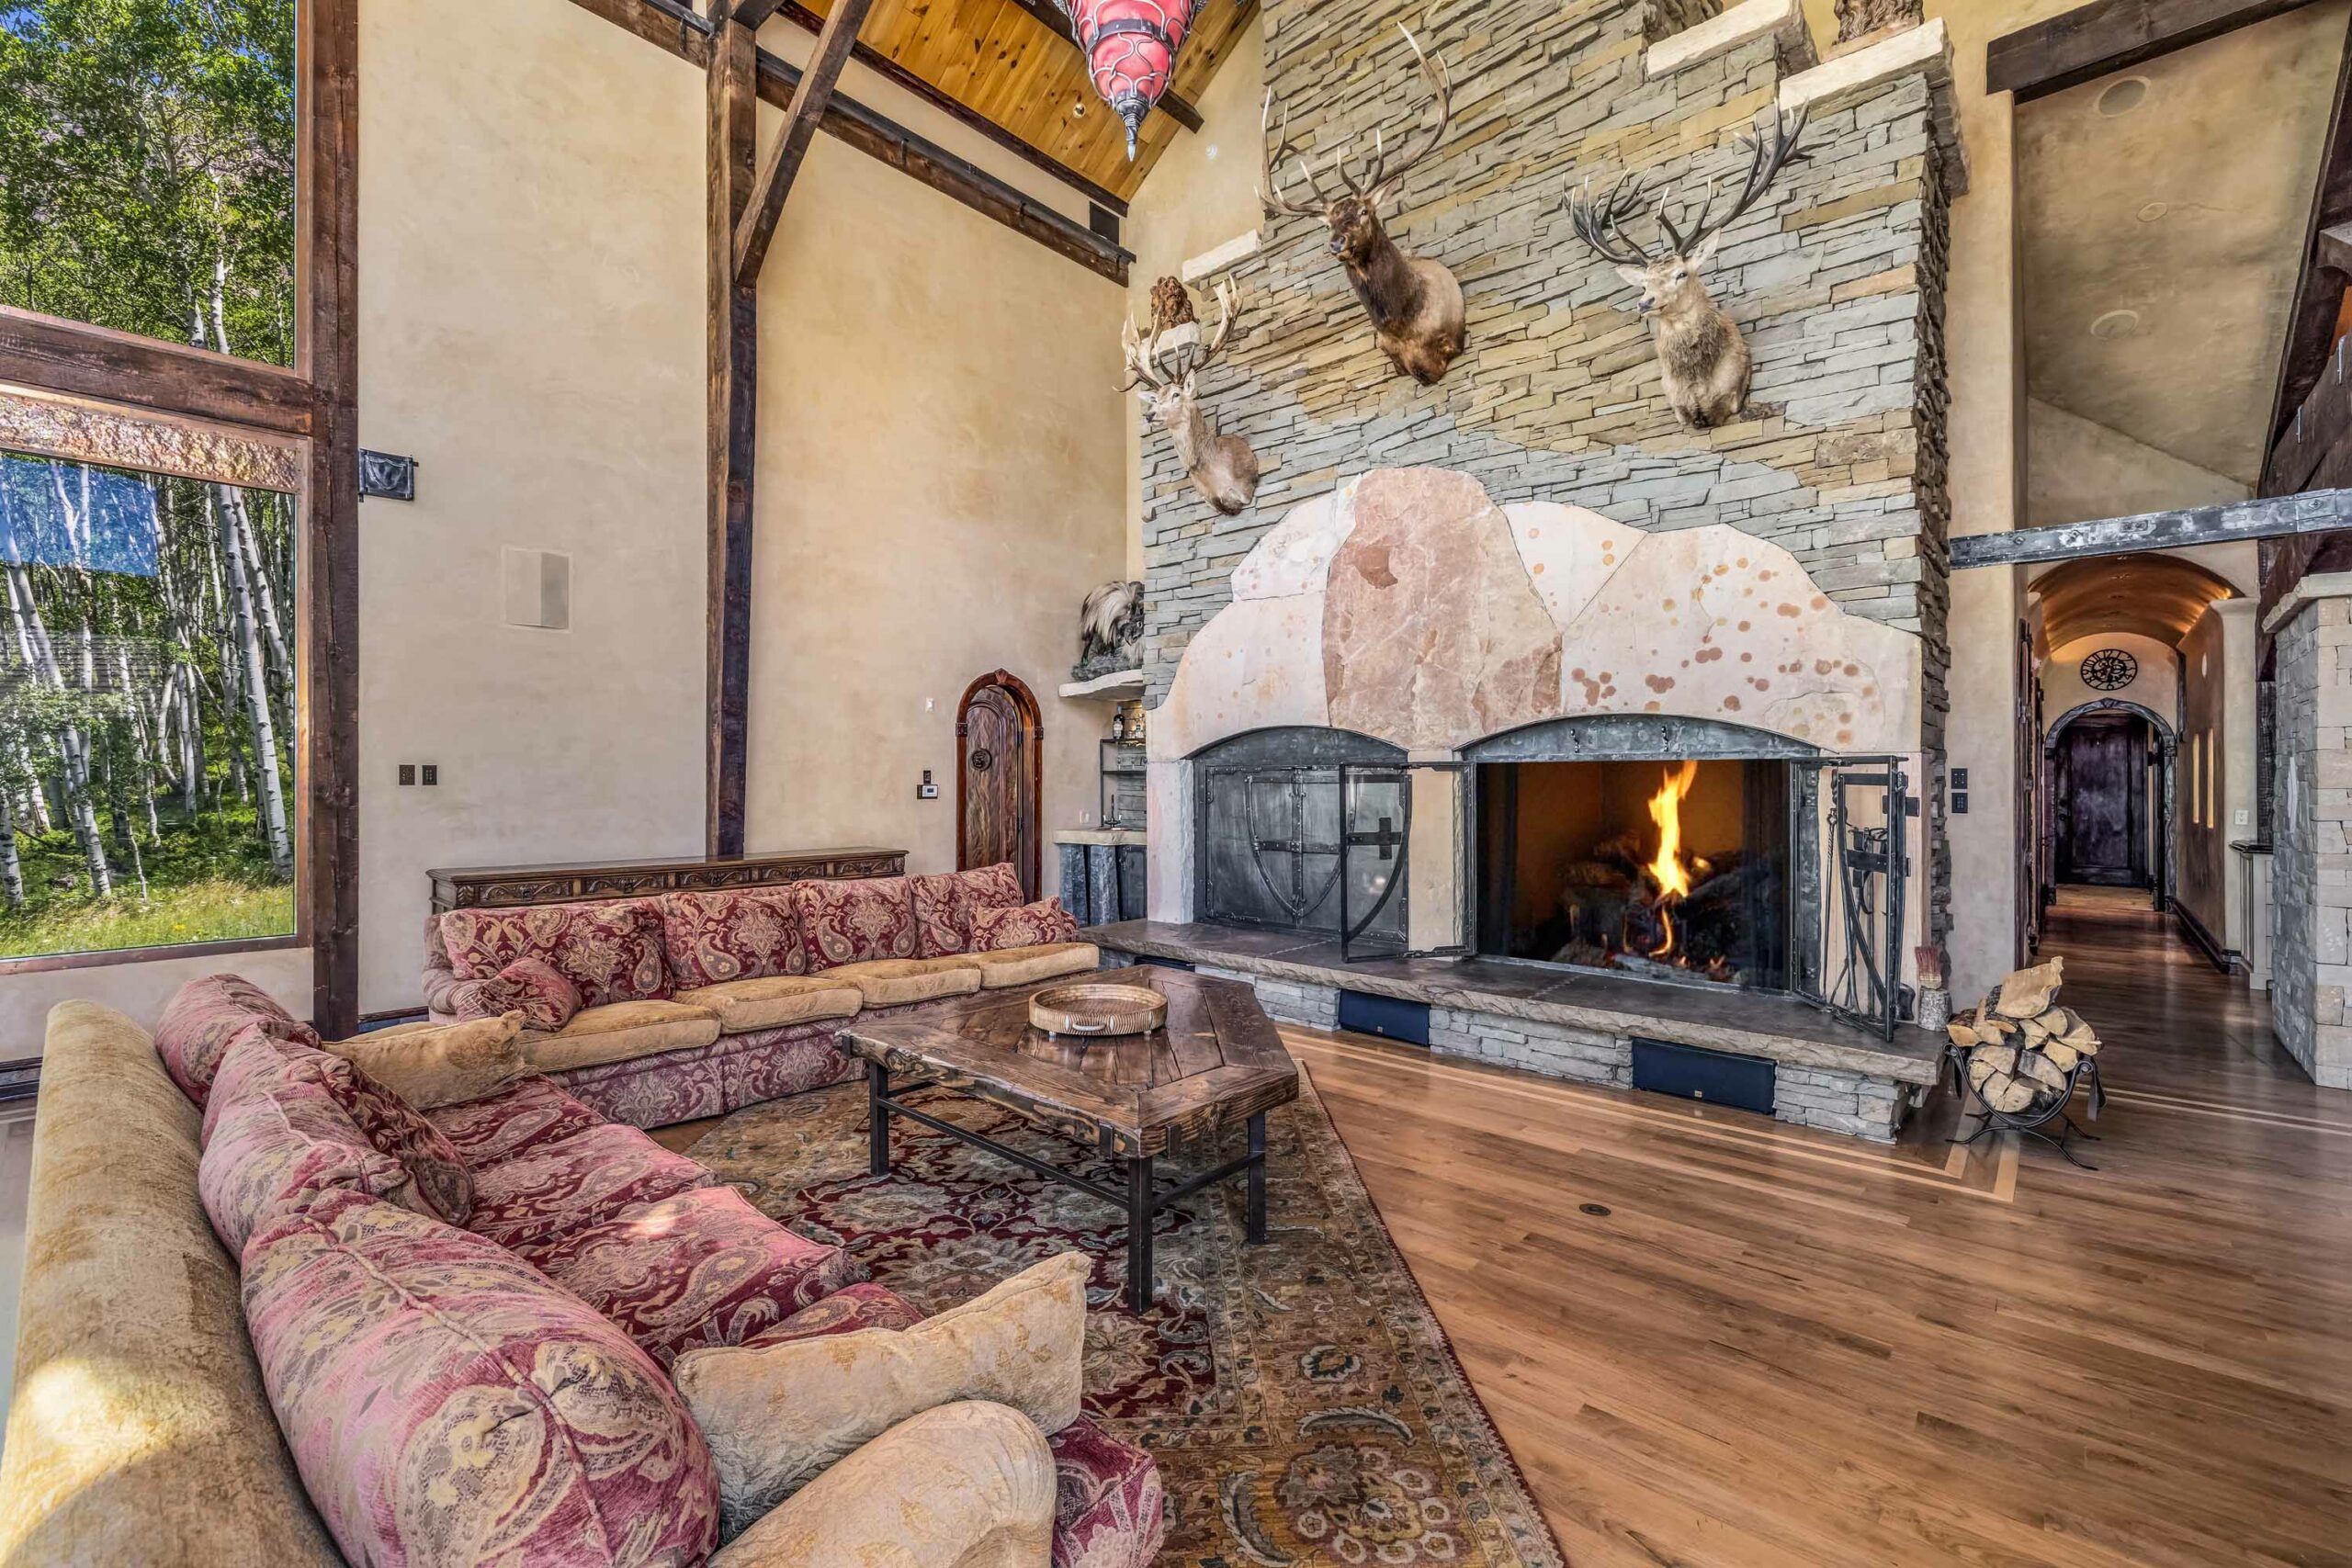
top-left (1123, 278), bottom-right (1261, 517)
top-left (1261, 25), bottom-right (1465, 386)
top-left (1564, 109), bottom-right (1807, 429)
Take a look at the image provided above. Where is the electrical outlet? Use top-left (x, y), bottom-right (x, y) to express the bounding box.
top-left (421, 764), bottom-right (438, 786)
top-left (2235, 808), bottom-right (2251, 827)
top-left (398, 763), bottom-right (415, 786)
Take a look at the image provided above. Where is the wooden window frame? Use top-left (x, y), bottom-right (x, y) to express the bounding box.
top-left (0, 0), bottom-right (360, 1033)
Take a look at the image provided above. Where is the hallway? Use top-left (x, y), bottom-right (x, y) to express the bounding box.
top-left (1296, 898), bottom-right (2352, 1567)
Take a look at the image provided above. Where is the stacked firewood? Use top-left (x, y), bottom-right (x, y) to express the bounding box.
top-left (1944, 957), bottom-right (2102, 1115)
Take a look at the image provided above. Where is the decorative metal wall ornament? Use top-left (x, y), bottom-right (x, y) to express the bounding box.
top-left (2079, 647), bottom-right (2138, 691)
top-left (358, 449), bottom-right (417, 501)
top-left (1053, 0), bottom-right (1200, 158)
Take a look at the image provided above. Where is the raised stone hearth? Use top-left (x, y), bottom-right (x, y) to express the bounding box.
top-left (1091, 920), bottom-right (1937, 1141)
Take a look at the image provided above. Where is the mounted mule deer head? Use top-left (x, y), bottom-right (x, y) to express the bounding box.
top-left (1261, 24), bottom-right (1465, 387)
top-left (1564, 108), bottom-right (1808, 429)
top-left (1123, 278), bottom-right (1261, 517)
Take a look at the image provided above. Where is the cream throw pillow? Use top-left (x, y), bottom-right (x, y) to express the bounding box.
top-left (674, 1250), bottom-right (1089, 1539)
top-left (326, 1012), bottom-right (529, 1110)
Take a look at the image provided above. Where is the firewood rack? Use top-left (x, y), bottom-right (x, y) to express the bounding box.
top-left (1944, 1048), bottom-right (2107, 1169)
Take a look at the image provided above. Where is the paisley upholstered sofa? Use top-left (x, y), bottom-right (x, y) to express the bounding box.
top-left (420, 865), bottom-right (1098, 1128)
top-left (0, 906), bottom-right (1163, 1566)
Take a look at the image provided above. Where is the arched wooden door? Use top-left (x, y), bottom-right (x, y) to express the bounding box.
top-left (956, 671), bottom-right (1043, 898)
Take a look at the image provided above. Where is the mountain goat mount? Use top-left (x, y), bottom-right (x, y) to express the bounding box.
top-left (1123, 277), bottom-right (1261, 516)
top-left (1261, 25), bottom-right (1466, 387)
top-left (1565, 108), bottom-right (1809, 429)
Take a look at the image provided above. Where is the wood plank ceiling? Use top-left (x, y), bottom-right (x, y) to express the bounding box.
top-left (788, 0), bottom-right (1257, 202)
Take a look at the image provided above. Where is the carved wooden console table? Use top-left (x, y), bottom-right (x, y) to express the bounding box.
top-left (428, 847), bottom-right (907, 913)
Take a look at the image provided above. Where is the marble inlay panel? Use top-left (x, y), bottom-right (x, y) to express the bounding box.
top-left (1154, 466), bottom-right (1922, 761)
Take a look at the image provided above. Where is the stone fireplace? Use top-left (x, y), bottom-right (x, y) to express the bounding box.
top-left (1114, 0), bottom-right (1965, 1136)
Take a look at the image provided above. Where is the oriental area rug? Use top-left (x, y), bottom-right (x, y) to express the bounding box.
top-left (686, 1068), bottom-right (1566, 1568)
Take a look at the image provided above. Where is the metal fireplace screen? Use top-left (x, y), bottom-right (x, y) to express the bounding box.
top-left (1194, 728), bottom-right (1424, 955)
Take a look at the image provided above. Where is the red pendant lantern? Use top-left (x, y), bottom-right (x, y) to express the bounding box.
top-left (1057, 0), bottom-right (1200, 158)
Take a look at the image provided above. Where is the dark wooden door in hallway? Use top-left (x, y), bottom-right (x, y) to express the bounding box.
top-left (2055, 713), bottom-right (2148, 886)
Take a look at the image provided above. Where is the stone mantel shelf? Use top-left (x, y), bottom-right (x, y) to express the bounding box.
top-left (1058, 668), bottom-right (1146, 700)
top-left (1055, 828), bottom-right (1147, 847)
top-left (1089, 920), bottom-right (1941, 1087)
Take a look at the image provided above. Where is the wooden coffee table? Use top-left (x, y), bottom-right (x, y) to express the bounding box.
top-left (834, 967), bottom-right (1299, 1313)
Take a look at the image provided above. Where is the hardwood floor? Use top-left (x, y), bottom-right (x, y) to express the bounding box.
top-left (1294, 902), bottom-right (2352, 1568)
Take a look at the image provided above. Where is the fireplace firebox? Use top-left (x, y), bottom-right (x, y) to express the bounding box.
top-left (1475, 758), bottom-right (1790, 989)
top-left (1188, 717), bottom-right (1913, 1038)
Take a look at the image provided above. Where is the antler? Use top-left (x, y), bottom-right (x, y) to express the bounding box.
top-left (1562, 171), bottom-right (1657, 268)
top-left (1364, 25), bottom-right (1452, 202)
top-left (1261, 22), bottom-right (1453, 216)
top-left (1120, 281), bottom-right (1247, 394)
top-left (1658, 107), bottom-right (1808, 258)
top-left (1118, 315), bottom-right (1174, 394)
top-left (1261, 92), bottom-right (1342, 218)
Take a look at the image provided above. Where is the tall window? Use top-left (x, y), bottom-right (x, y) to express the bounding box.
top-left (0, 0), bottom-right (300, 962)
top-left (0, 0), bottom-right (295, 365)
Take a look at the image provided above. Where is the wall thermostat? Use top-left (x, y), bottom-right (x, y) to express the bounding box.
top-left (917, 768), bottom-right (939, 801)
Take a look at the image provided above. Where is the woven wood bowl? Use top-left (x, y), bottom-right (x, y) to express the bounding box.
top-left (1029, 982), bottom-right (1168, 1039)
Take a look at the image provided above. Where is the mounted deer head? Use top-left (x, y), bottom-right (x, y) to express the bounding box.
top-left (1564, 108), bottom-right (1808, 429)
top-left (1261, 24), bottom-right (1466, 387)
top-left (1123, 278), bottom-right (1261, 517)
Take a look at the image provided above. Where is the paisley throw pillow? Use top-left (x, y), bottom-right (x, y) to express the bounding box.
top-left (970, 897), bottom-right (1080, 953)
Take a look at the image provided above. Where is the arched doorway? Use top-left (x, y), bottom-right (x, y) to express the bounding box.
top-left (2043, 698), bottom-right (2177, 909)
top-left (956, 671), bottom-right (1042, 898)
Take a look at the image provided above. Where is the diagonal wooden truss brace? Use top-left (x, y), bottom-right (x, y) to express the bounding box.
top-left (733, 0), bottom-right (875, 282)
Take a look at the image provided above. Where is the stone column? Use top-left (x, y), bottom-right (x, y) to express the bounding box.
top-left (2264, 576), bottom-right (2352, 1089)
top-left (1145, 758), bottom-right (1194, 923)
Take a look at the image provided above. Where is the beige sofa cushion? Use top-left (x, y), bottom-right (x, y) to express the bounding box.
top-left (965, 942), bottom-right (1100, 989)
top-left (709, 1400), bottom-right (1053, 1568)
top-left (825, 956), bottom-right (985, 1009)
top-left (674, 975), bottom-right (865, 1034)
top-left (676, 1251), bottom-right (1087, 1537)
top-left (324, 1012), bottom-right (531, 1109)
top-left (518, 998), bottom-right (721, 1074)
top-left (0, 1001), bottom-right (341, 1566)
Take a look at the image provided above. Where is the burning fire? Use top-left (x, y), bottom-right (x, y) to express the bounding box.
top-left (1645, 760), bottom-right (1700, 958)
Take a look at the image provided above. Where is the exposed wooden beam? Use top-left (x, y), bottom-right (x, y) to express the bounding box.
top-left (772, 1), bottom-right (1126, 215)
top-left (735, 0), bottom-right (875, 283)
top-left (0, 306), bottom-right (316, 438)
top-left (1951, 490), bottom-right (2352, 570)
top-left (299, 0), bottom-right (362, 1037)
top-left (1987, 0), bottom-right (2319, 101)
top-left (707, 17), bottom-right (759, 860)
top-left (729, 0), bottom-right (791, 28)
top-left (563, 0), bottom-right (1129, 283)
top-left (2264, 13), bottom-right (2352, 465)
top-left (996, 0), bottom-right (1204, 131)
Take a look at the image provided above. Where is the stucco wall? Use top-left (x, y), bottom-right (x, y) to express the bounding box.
top-left (741, 110), bottom-right (1128, 874)
top-left (2041, 634), bottom-right (2178, 729)
top-left (2177, 601), bottom-right (2259, 953)
top-left (353, 0), bottom-right (707, 1017)
top-left (2025, 398), bottom-right (2246, 528)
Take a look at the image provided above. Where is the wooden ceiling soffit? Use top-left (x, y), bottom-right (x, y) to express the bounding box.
top-left (0, 384), bottom-right (301, 492)
top-left (773, 1), bottom-right (1127, 214)
top-left (780, 0), bottom-right (1257, 203)
top-left (1988, 0), bottom-right (2324, 102)
top-left (564, 0), bottom-right (1130, 282)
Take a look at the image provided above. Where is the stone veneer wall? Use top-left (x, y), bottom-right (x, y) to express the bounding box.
top-left (2270, 598), bottom-right (2352, 1089)
top-left (1140, 0), bottom-right (1955, 933)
